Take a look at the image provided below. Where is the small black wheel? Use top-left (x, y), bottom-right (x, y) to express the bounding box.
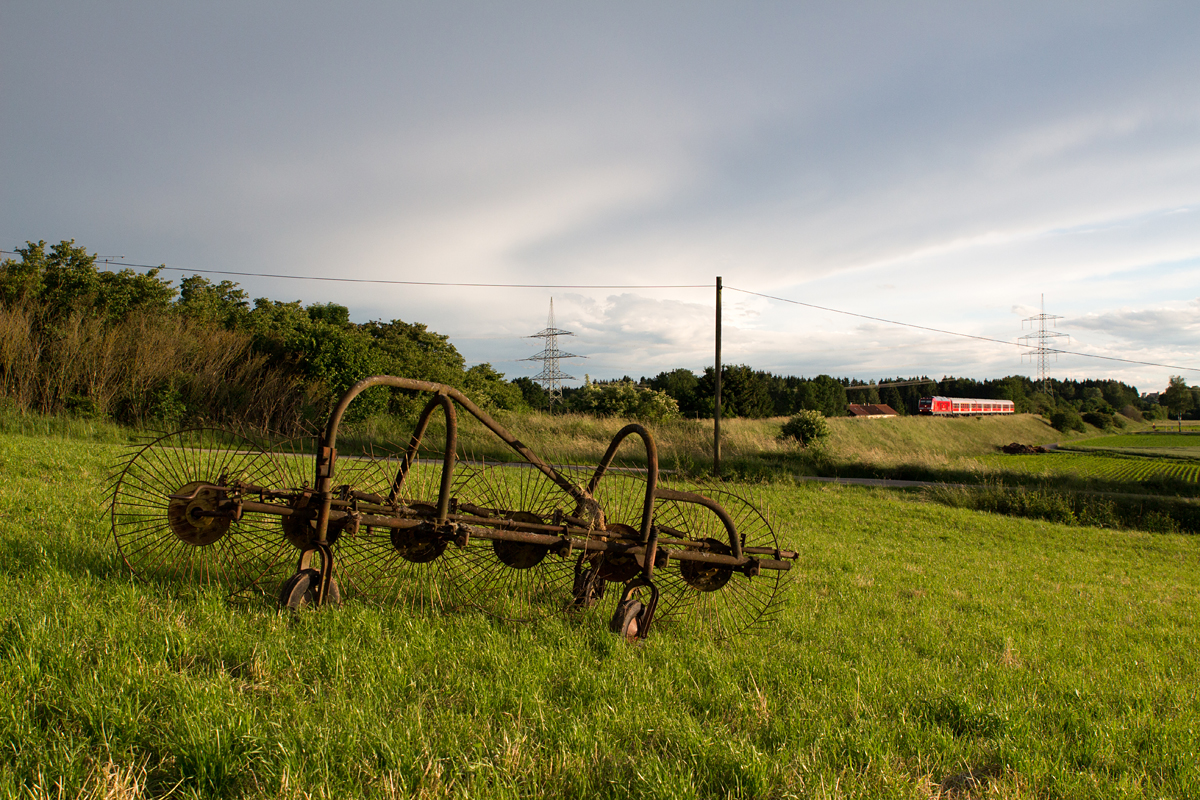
top-left (570, 555), bottom-right (607, 609)
top-left (609, 598), bottom-right (644, 639)
top-left (278, 569), bottom-right (342, 610)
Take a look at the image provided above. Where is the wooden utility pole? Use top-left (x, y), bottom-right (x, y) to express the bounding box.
top-left (714, 276), bottom-right (722, 478)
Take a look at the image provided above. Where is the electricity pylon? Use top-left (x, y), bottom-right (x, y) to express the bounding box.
top-left (1019, 294), bottom-right (1069, 395)
top-left (522, 298), bottom-right (582, 410)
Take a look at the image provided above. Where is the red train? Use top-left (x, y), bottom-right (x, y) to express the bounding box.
top-left (918, 396), bottom-right (1015, 416)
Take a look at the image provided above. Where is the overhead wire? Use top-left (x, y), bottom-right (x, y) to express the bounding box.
top-left (726, 286), bottom-right (1200, 373)
top-left (0, 252), bottom-right (708, 289)
top-left (2, 248), bottom-right (1194, 372)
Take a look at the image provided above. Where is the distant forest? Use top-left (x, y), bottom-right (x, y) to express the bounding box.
top-left (0, 239), bottom-right (1179, 433)
top-left (622, 368), bottom-right (1152, 420)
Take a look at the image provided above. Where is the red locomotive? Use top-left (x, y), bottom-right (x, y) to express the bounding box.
top-left (918, 396), bottom-right (1015, 416)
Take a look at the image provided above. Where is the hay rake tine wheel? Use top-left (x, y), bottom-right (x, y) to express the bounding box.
top-left (446, 461), bottom-right (578, 622)
top-left (584, 469), bottom-right (697, 621)
top-left (335, 441), bottom-right (475, 611)
top-left (652, 488), bottom-right (784, 639)
top-left (581, 469), bottom-right (784, 636)
top-left (109, 427), bottom-right (290, 595)
top-left (263, 433), bottom-right (456, 610)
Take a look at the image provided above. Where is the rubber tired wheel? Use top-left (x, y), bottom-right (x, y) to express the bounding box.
top-left (278, 569), bottom-right (342, 610)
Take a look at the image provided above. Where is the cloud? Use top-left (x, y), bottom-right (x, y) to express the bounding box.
top-left (4, 2), bottom-right (1200, 393)
top-left (1071, 300), bottom-right (1200, 347)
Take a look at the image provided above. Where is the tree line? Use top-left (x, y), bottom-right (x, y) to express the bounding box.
top-left (0, 240), bottom-right (526, 432)
top-left (615, 367), bottom-right (1159, 421)
top-left (1, 239), bottom-right (1187, 432)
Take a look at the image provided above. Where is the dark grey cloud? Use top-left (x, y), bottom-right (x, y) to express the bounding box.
top-left (3, 2), bottom-right (1199, 389)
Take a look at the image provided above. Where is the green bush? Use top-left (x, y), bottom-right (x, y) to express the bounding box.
top-left (569, 379), bottom-right (680, 423)
top-left (1082, 411), bottom-right (1114, 430)
top-left (1119, 404), bottom-right (1143, 422)
top-left (1049, 408), bottom-right (1085, 433)
top-left (780, 410), bottom-right (831, 447)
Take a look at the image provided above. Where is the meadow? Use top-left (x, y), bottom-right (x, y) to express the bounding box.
top-left (2, 423), bottom-right (1199, 798)
top-left (1073, 433), bottom-right (1200, 450)
top-left (976, 451), bottom-right (1200, 487)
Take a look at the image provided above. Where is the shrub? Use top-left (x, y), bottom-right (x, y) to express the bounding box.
top-left (1049, 408), bottom-right (1085, 433)
top-left (1119, 404), bottom-right (1143, 422)
top-left (569, 380), bottom-right (680, 422)
top-left (780, 410), bottom-right (831, 447)
top-left (1082, 411), bottom-right (1114, 430)
top-left (1143, 405), bottom-right (1168, 421)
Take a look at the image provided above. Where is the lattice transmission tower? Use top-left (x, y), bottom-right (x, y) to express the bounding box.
top-left (522, 298), bottom-right (582, 410)
top-left (1019, 294), bottom-right (1069, 395)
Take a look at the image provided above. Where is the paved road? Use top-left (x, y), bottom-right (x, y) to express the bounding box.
top-left (793, 475), bottom-right (964, 489)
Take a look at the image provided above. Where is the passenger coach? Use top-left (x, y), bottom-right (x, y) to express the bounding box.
top-left (918, 396), bottom-right (1015, 416)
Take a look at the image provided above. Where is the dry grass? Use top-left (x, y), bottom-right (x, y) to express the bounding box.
top-left (435, 411), bottom-right (1089, 479)
top-left (0, 302), bottom-right (309, 430)
top-left (24, 758), bottom-right (152, 800)
top-left (448, 411), bottom-right (798, 472)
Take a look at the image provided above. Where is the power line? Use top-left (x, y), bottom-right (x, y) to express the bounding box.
top-left (0, 252), bottom-right (707, 289)
top-left (726, 286), bottom-right (1200, 373)
top-left (4, 247), bottom-right (1194, 373)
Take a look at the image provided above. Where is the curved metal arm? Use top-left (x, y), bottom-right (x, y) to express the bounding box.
top-left (589, 418), bottom-right (742, 560)
top-left (589, 423), bottom-right (658, 544)
top-left (653, 487), bottom-right (743, 559)
top-left (387, 392), bottom-right (457, 523)
top-left (313, 376), bottom-right (587, 542)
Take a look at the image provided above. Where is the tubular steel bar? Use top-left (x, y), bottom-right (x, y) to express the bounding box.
top-left (588, 423), bottom-right (658, 544)
top-left (387, 391), bottom-right (458, 523)
top-left (228, 499), bottom-right (792, 572)
top-left (312, 376), bottom-right (589, 544)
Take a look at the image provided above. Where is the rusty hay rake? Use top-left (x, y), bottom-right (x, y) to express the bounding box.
top-left (109, 376), bottom-right (797, 640)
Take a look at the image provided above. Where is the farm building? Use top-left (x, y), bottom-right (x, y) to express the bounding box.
top-left (847, 403), bottom-right (898, 418)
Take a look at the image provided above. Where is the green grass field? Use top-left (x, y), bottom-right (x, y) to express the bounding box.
top-left (3, 430), bottom-right (1200, 798)
top-left (1075, 433), bottom-right (1200, 449)
top-left (978, 451), bottom-right (1200, 486)
top-left (1064, 432), bottom-right (1200, 461)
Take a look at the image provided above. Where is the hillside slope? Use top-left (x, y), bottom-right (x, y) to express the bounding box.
top-left (824, 412), bottom-right (1069, 463)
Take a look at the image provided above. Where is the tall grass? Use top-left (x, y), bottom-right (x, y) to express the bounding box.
top-left (0, 302), bottom-right (308, 430)
top-left (3, 433), bottom-right (1200, 797)
top-left (921, 482), bottom-right (1199, 533)
top-left (333, 411), bottom-right (799, 478)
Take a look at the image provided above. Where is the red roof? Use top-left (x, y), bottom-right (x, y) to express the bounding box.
top-left (847, 403), bottom-right (898, 417)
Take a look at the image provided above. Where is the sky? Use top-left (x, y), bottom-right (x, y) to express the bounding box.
top-left (2, 2), bottom-right (1198, 394)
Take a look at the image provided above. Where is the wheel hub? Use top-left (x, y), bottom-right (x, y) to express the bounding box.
top-left (167, 481), bottom-right (230, 546)
top-left (679, 538), bottom-right (734, 592)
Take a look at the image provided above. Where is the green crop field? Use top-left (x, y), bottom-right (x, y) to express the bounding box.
top-left (2, 430), bottom-right (1200, 798)
top-left (1066, 433), bottom-right (1200, 461)
top-left (979, 451), bottom-right (1200, 486)
top-left (1075, 433), bottom-right (1200, 450)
